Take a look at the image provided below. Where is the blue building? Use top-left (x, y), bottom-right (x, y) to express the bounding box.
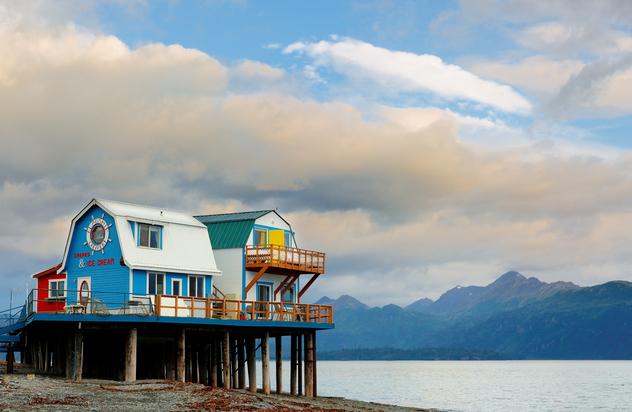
top-left (57, 199), bottom-right (220, 310)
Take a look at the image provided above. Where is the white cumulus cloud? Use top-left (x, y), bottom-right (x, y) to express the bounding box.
top-left (283, 37), bottom-right (532, 114)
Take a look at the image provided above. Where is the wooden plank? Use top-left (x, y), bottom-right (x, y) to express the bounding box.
top-left (245, 265), bottom-right (268, 296)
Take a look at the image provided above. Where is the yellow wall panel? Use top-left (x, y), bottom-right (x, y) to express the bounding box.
top-left (269, 229), bottom-right (285, 246)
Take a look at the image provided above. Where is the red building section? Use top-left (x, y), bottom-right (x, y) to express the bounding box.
top-left (32, 264), bottom-right (66, 313)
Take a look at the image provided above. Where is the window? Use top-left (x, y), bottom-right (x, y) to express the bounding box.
top-left (139, 223), bottom-right (161, 249)
top-left (49, 280), bottom-right (66, 299)
top-left (254, 228), bottom-right (267, 246)
top-left (172, 279), bottom-right (182, 296)
top-left (281, 285), bottom-right (294, 303)
top-left (148, 272), bottom-right (164, 295)
top-left (189, 275), bottom-right (204, 298)
top-left (284, 232), bottom-right (292, 248)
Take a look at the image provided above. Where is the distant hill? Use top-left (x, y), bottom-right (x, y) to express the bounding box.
top-left (424, 271), bottom-right (579, 319)
top-left (405, 297), bottom-right (433, 313)
top-left (315, 294), bottom-right (370, 310)
top-left (315, 272), bottom-right (632, 359)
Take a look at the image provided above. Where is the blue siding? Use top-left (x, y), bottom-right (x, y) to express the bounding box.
top-left (132, 269), bottom-right (146, 295)
top-left (65, 205), bottom-right (127, 305)
top-left (133, 269), bottom-right (213, 297)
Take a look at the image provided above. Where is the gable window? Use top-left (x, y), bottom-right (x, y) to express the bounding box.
top-left (139, 223), bottom-right (161, 249)
top-left (254, 228), bottom-right (267, 246)
top-left (189, 275), bottom-right (204, 298)
top-left (148, 272), bottom-right (164, 295)
top-left (49, 279), bottom-right (66, 299)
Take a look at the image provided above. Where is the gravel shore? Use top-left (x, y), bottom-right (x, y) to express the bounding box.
top-left (0, 362), bottom-right (432, 411)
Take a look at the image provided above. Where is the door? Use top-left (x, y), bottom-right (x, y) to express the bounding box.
top-left (77, 276), bottom-right (91, 312)
top-left (256, 283), bottom-right (272, 319)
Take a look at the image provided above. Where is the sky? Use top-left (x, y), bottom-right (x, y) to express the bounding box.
top-left (1, 0), bottom-right (632, 308)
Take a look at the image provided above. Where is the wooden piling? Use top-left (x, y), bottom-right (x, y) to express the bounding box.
top-left (222, 331), bottom-right (230, 389)
top-left (275, 335), bottom-right (282, 394)
top-left (237, 337), bottom-right (246, 389)
top-left (246, 337), bottom-right (257, 393)
top-left (125, 328), bottom-right (137, 382)
top-left (230, 338), bottom-right (237, 388)
top-left (6, 344), bottom-right (14, 374)
top-left (262, 332), bottom-right (270, 395)
top-left (297, 334), bottom-right (303, 396)
top-left (210, 339), bottom-right (218, 387)
top-left (177, 329), bottom-right (186, 382)
top-left (66, 331), bottom-right (83, 381)
top-left (290, 334), bottom-right (297, 395)
top-left (304, 332), bottom-right (314, 397)
top-left (313, 331), bottom-right (317, 397)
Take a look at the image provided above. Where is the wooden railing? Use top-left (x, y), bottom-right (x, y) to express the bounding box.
top-left (155, 295), bottom-right (333, 324)
top-left (245, 244), bottom-right (326, 274)
top-left (25, 288), bottom-right (334, 325)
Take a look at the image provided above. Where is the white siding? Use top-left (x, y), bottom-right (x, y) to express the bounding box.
top-left (212, 248), bottom-right (243, 298)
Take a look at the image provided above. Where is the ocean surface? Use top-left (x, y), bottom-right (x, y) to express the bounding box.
top-left (270, 360), bottom-right (632, 411)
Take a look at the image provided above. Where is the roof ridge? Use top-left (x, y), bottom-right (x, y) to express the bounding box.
top-left (194, 209), bottom-right (275, 218)
top-left (96, 198), bottom-right (191, 215)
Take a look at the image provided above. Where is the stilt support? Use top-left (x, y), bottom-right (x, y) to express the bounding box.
top-left (275, 335), bottom-right (282, 394)
top-left (125, 328), bottom-right (137, 382)
top-left (246, 337), bottom-right (257, 393)
top-left (222, 331), bottom-right (230, 389)
top-left (262, 332), bottom-right (270, 394)
top-left (177, 329), bottom-right (186, 382)
top-left (305, 332), bottom-right (314, 397)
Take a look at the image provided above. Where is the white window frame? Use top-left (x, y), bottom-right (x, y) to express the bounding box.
top-left (48, 279), bottom-right (66, 299)
top-left (138, 223), bottom-right (161, 249)
top-left (147, 272), bottom-right (165, 295)
top-left (172, 278), bottom-right (182, 296)
top-left (188, 275), bottom-right (205, 298)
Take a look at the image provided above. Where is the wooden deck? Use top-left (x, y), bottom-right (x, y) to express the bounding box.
top-left (245, 244), bottom-right (325, 275)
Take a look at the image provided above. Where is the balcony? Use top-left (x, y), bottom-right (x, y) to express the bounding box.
top-left (26, 289), bottom-right (334, 325)
top-left (245, 244), bottom-right (325, 275)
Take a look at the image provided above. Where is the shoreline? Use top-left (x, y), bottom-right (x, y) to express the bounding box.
top-left (0, 363), bottom-right (433, 411)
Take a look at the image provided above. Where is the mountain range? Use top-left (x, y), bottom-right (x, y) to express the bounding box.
top-left (315, 271), bottom-right (632, 359)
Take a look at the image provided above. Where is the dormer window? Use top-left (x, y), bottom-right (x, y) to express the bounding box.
top-left (139, 223), bottom-right (161, 249)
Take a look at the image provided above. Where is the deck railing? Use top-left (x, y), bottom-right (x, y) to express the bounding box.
top-left (25, 289), bottom-right (333, 325)
top-left (155, 295), bottom-right (333, 323)
top-left (245, 244), bottom-right (326, 274)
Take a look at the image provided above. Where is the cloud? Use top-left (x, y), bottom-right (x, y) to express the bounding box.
top-left (283, 37), bottom-right (532, 114)
top-left (4, 11), bottom-right (632, 307)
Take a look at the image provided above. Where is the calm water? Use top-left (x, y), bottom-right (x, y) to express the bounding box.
top-left (268, 361), bottom-right (632, 411)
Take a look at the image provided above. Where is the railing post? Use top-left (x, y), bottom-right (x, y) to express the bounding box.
top-left (156, 294), bottom-right (162, 316)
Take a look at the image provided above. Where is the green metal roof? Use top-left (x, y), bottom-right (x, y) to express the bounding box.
top-left (195, 210), bottom-right (273, 249)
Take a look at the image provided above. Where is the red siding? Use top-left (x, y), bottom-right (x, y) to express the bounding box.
top-left (35, 272), bottom-right (66, 313)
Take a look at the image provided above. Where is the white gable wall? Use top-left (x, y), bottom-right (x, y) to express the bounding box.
top-left (212, 248), bottom-right (243, 298)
